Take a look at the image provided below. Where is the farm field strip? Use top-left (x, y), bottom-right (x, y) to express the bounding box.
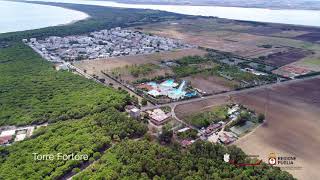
top-left (174, 76), bottom-right (320, 180)
top-left (135, 18), bottom-right (320, 73)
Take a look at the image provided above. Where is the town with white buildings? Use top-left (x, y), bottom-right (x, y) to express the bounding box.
top-left (24, 27), bottom-right (193, 62)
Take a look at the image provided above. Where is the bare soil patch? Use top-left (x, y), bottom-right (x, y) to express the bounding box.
top-left (182, 74), bottom-right (234, 94)
top-left (73, 48), bottom-right (206, 76)
top-left (175, 77), bottom-right (320, 180)
top-left (116, 67), bottom-right (173, 84)
top-left (295, 32), bottom-right (320, 43)
top-left (175, 96), bottom-right (230, 119)
top-left (233, 78), bottom-right (320, 180)
top-left (261, 48), bottom-right (312, 67)
top-left (135, 19), bottom-right (293, 58)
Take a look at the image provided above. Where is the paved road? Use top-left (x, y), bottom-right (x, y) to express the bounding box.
top-left (70, 61), bottom-right (320, 133)
top-left (141, 74), bottom-right (320, 130)
top-left (141, 74), bottom-right (320, 112)
top-left (68, 64), bottom-right (100, 83)
top-left (70, 59), bottom-right (320, 114)
top-left (71, 64), bottom-right (155, 106)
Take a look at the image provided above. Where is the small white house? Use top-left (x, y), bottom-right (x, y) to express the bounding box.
top-left (56, 63), bottom-right (70, 71)
top-left (130, 108), bottom-right (141, 119)
top-left (0, 129), bottom-right (16, 137)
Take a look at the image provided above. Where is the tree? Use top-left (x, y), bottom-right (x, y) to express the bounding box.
top-left (141, 98), bottom-right (148, 106)
top-left (227, 145), bottom-right (247, 163)
top-left (99, 78), bottom-right (105, 83)
top-left (73, 140), bottom-right (295, 180)
top-left (113, 135), bottom-right (121, 142)
top-left (93, 152), bottom-right (101, 160)
top-left (72, 168), bottom-right (81, 174)
top-left (159, 127), bottom-right (173, 144)
top-left (143, 133), bottom-right (153, 141)
top-left (131, 96), bottom-right (139, 105)
top-left (258, 113), bottom-right (265, 123)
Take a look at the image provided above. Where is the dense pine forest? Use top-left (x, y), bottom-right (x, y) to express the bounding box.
top-left (74, 140), bottom-right (294, 179)
top-left (0, 110), bottom-right (146, 179)
top-left (0, 43), bottom-right (132, 126)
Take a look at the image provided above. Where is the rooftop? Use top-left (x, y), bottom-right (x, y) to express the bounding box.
top-left (0, 129), bottom-right (16, 137)
top-left (0, 135), bottom-right (12, 145)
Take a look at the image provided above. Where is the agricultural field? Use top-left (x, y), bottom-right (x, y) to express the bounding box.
top-left (182, 74), bottom-right (234, 94)
top-left (185, 105), bottom-right (229, 128)
top-left (73, 48), bottom-right (206, 78)
top-left (175, 76), bottom-right (320, 180)
top-left (134, 18), bottom-right (320, 74)
top-left (175, 96), bottom-right (231, 119)
top-left (133, 19), bottom-right (281, 57)
top-left (122, 54), bottom-right (275, 102)
top-left (110, 63), bottom-right (169, 83)
top-left (74, 48), bottom-right (260, 102)
top-left (256, 36), bottom-right (320, 72)
top-left (94, 51), bottom-right (276, 103)
top-left (295, 32), bottom-right (320, 43)
top-left (256, 47), bottom-right (312, 67)
top-left (233, 77), bottom-right (320, 180)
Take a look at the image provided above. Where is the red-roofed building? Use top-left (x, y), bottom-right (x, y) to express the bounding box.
top-left (205, 123), bottom-right (222, 136)
top-left (0, 135), bottom-right (13, 145)
top-left (180, 139), bottom-right (194, 148)
top-left (148, 109), bottom-right (171, 126)
top-left (137, 84), bottom-right (154, 91)
top-left (219, 132), bottom-right (237, 145)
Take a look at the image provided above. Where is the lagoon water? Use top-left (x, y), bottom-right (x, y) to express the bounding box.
top-left (0, 0), bottom-right (88, 34)
top-left (29, 0), bottom-right (320, 27)
top-left (2, 0), bottom-right (320, 34)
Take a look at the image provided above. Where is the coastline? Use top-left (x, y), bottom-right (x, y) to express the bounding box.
top-left (0, 0), bottom-right (90, 34)
top-left (94, 0), bottom-right (320, 11)
top-left (3, 0), bottom-right (320, 35)
top-left (58, 15), bottom-right (91, 26)
top-left (19, 0), bottom-right (320, 28)
top-left (19, 0), bottom-right (91, 25)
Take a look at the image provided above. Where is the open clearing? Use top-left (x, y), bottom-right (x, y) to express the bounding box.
top-left (135, 18), bottom-right (320, 71)
top-left (135, 19), bottom-right (282, 57)
top-left (259, 48), bottom-right (312, 67)
top-left (73, 48), bottom-right (206, 76)
top-left (175, 77), bottom-right (320, 180)
top-left (295, 32), bottom-right (320, 43)
top-left (182, 74), bottom-right (234, 94)
top-left (175, 96), bottom-right (231, 118)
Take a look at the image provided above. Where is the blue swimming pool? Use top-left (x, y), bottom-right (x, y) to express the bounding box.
top-left (185, 91), bottom-right (198, 98)
top-left (147, 82), bottom-right (157, 87)
top-left (161, 79), bottom-right (175, 87)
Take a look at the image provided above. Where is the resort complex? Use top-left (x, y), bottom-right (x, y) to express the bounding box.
top-left (137, 79), bottom-right (197, 100)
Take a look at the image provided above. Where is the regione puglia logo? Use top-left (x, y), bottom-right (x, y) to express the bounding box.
top-left (224, 153), bottom-right (230, 163)
top-left (268, 152), bottom-right (277, 165)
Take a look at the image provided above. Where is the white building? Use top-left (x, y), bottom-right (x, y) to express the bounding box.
top-left (130, 107), bottom-right (141, 119)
